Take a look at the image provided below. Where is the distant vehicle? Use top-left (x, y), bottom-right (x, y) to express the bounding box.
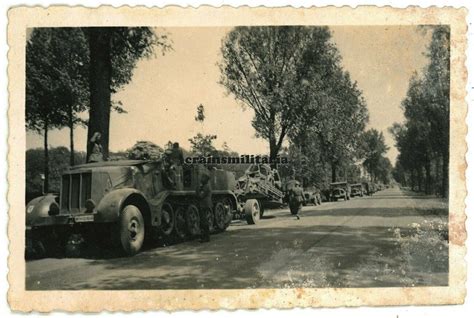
top-left (329, 182), bottom-right (351, 201)
top-left (350, 183), bottom-right (364, 197)
top-left (363, 182), bottom-right (375, 196)
top-left (26, 160), bottom-right (239, 257)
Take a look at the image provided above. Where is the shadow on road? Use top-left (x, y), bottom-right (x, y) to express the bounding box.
top-left (27, 220), bottom-right (448, 290)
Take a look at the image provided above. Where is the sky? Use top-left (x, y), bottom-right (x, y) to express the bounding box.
top-left (26, 26), bottom-right (432, 164)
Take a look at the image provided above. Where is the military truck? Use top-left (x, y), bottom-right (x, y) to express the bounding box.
top-left (350, 183), bottom-right (364, 197)
top-left (26, 160), bottom-right (241, 257)
top-left (233, 164), bottom-right (284, 223)
top-left (329, 182), bottom-right (351, 201)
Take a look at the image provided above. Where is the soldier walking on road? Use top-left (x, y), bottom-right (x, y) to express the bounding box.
top-left (289, 182), bottom-right (304, 220)
top-left (196, 174), bottom-right (211, 242)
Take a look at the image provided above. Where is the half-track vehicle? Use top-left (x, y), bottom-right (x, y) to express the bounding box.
top-left (329, 182), bottom-right (351, 201)
top-left (26, 160), bottom-right (238, 257)
top-left (350, 183), bottom-right (364, 197)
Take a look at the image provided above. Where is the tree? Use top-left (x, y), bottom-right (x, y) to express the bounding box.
top-left (390, 26), bottom-right (450, 196)
top-left (361, 129), bottom-right (389, 182)
top-left (27, 29), bottom-right (90, 167)
top-left (219, 26), bottom-right (343, 162)
top-left (26, 29), bottom-right (80, 191)
top-left (188, 133), bottom-right (217, 156)
top-left (84, 27), bottom-right (171, 160)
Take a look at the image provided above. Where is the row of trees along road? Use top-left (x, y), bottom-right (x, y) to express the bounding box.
top-left (219, 26), bottom-right (391, 188)
top-left (26, 27), bottom-right (171, 192)
top-left (390, 26), bottom-right (449, 197)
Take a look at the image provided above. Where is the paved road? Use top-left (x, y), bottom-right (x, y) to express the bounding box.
top-left (26, 187), bottom-right (448, 290)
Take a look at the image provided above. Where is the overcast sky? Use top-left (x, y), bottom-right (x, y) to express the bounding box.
top-left (26, 26), bottom-right (431, 164)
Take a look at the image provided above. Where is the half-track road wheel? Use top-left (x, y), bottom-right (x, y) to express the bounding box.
top-left (174, 206), bottom-right (187, 240)
top-left (214, 202), bottom-right (227, 232)
top-left (207, 205), bottom-right (216, 233)
top-left (244, 199), bottom-right (260, 225)
top-left (186, 204), bottom-right (201, 237)
top-left (221, 197), bottom-right (233, 229)
top-left (160, 202), bottom-right (175, 237)
top-left (119, 205), bottom-right (145, 256)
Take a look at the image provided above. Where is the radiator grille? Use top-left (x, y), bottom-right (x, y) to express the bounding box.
top-left (60, 173), bottom-right (92, 213)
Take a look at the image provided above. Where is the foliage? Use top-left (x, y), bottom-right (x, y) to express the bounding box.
top-left (126, 141), bottom-right (164, 160)
top-left (361, 129), bottom-right (390, 182)
top-left (219, 26), bottom-right (369, 182)
top-left (26, 28), bottom-right (89, 133)
top-left (188, 133), bottom-right (218, 157)
top-left (195, 104), bottom-right (206, 123)
top-left (390, 26), bottom-right (450, 196)
top-left (220, 27), bottom-right (352, 160)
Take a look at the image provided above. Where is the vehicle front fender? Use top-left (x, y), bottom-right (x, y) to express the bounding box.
top-left (26, 194), bottom-right (58, 227)
top-left (95, 188), bottom-right (149, 223)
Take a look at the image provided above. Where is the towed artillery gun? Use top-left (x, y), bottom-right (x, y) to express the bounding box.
top-left (233, 164), bottom-right (284, 224)
top-left (26, 159), bottom-right (238, 257)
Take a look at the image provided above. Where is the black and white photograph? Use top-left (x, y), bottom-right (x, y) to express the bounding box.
top-left (5, 5), bottom-right (467, 312)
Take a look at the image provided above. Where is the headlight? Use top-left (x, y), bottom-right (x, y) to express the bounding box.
top-left (48, 202), bottom-right (60, 215)
top-left (26, 205), bottom-right (34, 214)
top-left (85, 199), bottom-right (96, 213)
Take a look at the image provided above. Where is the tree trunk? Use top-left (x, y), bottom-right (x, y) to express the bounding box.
top-left (69, 104), bottom-right (75, 166)
top-left (43, 120), bottom-right (49, 193)
top-left (410, 169), bottom-right (415, 191)
top-left (269, 140), bottom-right (278, 168)
top-left (331, 162), bottom-right (337, 182)
top-left (86, 28), bottom-right (112, 161)
top-left (417, 167), bottom-right (423, 192)
top-left (442, 151), bottom-right (449, 198)
top-left (425, 160), bottom-right (431, 195)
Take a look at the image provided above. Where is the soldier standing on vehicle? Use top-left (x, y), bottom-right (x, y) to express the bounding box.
top-left (88, 132), bottom-right (104, 163)
top-left (196, 174), bottom-right (211, 242)
top-left (289, 182), bottom-right (304, 220)
top-left (169, 142), bottom-right (184, 166)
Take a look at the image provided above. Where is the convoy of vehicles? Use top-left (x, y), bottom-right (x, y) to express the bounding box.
top-left (26, 157), bottom-right (388, 257)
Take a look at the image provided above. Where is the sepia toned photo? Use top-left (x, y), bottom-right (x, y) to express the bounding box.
top-left (7, 6), bottom-right (467, 311)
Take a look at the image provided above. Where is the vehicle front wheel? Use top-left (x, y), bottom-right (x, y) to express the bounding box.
top-left (244, 199), bottom-right (260, 225)
top-left (119, 205), bottom-right (145, 256)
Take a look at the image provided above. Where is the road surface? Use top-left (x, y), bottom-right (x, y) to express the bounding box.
top-left (26, 187), bottom-right (449, 290)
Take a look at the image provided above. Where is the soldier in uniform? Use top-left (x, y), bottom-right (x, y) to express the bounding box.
top-left (163, 142), bottom-right (185, 190)
top-left (88, 132), bottom-right (104, 163)
top-left (196, 174), bottom-right (211, 242)
top-left (289, 182), bottom-right (304, 220)
top-left (169, 142), bottom-right (184, 166)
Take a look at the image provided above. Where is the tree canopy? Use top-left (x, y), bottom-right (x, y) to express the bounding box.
top-left (390, 26), bottom-right (450, 196)
top-left (219, 26), bottom-right (369, 181)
